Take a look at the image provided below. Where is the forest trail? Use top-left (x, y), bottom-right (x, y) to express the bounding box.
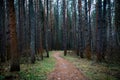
top-left (47, 51), bottom-right (88, 80)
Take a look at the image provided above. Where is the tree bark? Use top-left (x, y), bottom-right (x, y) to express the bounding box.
top-left (101, 0), bottom-right (107, 60)
top-left (46, 0), bottom-right (49, 57)
top-left (96, 0), bottom-right (102, 62)
top-left (9, 0), bottom-right (20, 71)
top-left (78, 0), bottom-right (84, 58)
top-left (29, 0), bottom-right (36, 63)
top-left (0, 0), bottom-right (6, 62)
top-left (115, 0), bottom-right (120, 47)
top-left (63, 0), bottom-right (67, 56)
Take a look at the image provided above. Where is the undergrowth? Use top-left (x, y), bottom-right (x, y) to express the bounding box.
top-left (61, 52), bottom-right (120, 80)
top-left (0, 51), bottom-right (55, 80)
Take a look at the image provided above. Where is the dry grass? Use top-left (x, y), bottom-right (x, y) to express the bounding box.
top-left (61, 51), bottom-right (120, 80)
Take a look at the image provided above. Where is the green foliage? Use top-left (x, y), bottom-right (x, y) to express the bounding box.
top-left (19, 52), bottom-right (55, 80)
top-left (0, 52), bottom-right (55, 80)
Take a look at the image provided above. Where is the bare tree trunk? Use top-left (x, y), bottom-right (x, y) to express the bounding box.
top-left (63, 0), bottom-right (67, 56)
top-left (24, 0), bottom-right (31, 61)
top-left (29, 0), bottom-right (36, 63)
top-left (78, 0), bottom-right (84, 58)
top-left (46, 0), bottom-right (49, 57)
top-left (38, 0), bottom-right (44, 60)
top-left (115, 0), bottom-right (120, 64)
top-left (5, 0), bottom-right (10, 61)
top-left (9, 0), bottom-right (20, 71)
top-left (84, 0), bottom-right (88, 50)
top-left (0, 0), bottom-right (6, 62)
top-left (73, 0), bottom-right (77, 54)
top-left (84, 0), bottom-right (92, 59)
top-left (101, 0), bottom-right (107, 60)
top-left (96, 0), bottom-right (102, 62)
top-left (115, 0), bottom-right (120, 47)
top-left (107, 0), bottom-right (113, 62)
top-left (18, 0), bottom-right (25, 55)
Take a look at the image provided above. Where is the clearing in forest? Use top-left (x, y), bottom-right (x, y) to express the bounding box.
top-left (47, 51), bottom-right (88, 80)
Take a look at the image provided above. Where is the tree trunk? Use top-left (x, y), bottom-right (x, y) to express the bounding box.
top-left (18, 0), bottom-right (25, 55)
top-left (46, 0), bottom-right (49, 57)
top-left (96, 0), bottom-right (102, 62)
top-left (101, 0), bottom-right (107, 60)
top-left (29, 0), bottom-right (36, 63)
top-left (5, 0), bottom-right (11, 61)
top-left (0, 0), bottom-right (6, 62)
top-left (78, 0), bottom-right (84, 58)
top-left (84, 0), bottom-right (92, 59)
top-left (63, 0), bottom-right (67, 56)
top-left (115, 0), bottom-right (120, 64)
top-left (107, 0), bottom-right (113, 61)
top-left (9, 0), bottom-right (20, 71)
top-left (39, 0), bottom-right (44, 60)
top-left (115, 0), bottom-right (120, 47)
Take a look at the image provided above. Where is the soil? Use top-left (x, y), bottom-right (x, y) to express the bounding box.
top-left (47, 51), bottom-right (89, 80)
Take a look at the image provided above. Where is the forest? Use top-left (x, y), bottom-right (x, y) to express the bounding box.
top-left (0, 0), bottom-right (120, 80)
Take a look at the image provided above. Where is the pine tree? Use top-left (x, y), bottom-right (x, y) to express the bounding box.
top-left (63, 0), bottom-right (67, 56)
top-left (78, 0), bottom-right (84, 58)
top-left (29, 0), bottom-right (36, 63)
top-left (96, 0), bottom-right (102, 62)
top-left (9, 0), bottom-right (20, 71)
top-left (0, 0), bottom-right (6, 62)
top-left (46, 0), bottom-right (49, 57)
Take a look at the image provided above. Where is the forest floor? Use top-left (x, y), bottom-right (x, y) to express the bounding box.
top-left (0, 51), bottom-right (119, 80)
top-left (0, 51), bottom-right (56, 80)
top-left (47, 51), bottom-right (88, 80)
top-left (60, 51), bottom-right (120, 80)
top-left (48, 51), bottom-right (120, 80)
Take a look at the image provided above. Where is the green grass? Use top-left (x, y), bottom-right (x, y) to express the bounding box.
top-left (0, 51), bottom-right (55, 80)
top-left (61, 52), bottom-right (119, 80)
top-left (19, 51), bottom-right (55, 80)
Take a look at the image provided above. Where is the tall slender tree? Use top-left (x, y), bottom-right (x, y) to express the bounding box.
top-left (84, 0), bottom-right (88, 49)
top-left (115, 0), bottom-right (120, 47)
top-left (73, 0), bottom-right (77, 52)
top-left (39, 0), bottom-right (44, 59)
top-left (24, 0), bottom-right (30, 57)
top-left (8, 0), bottom-right (20, 71)
top-left (101, 0), bottom-right (107, 60)
top-left (115, 0), bottom-right (120, 63)
top-left (84, 0), bottom-right (92, 59)
top-left (46, 0), bottom-right (49, 57)
top-left (18, 0), bottom-right (25, 55)
top-left (96, 0), bottom-right (102, 62)
top-left (29, 0), bottom-right (36, 63)
top-left (34, 0), bottom-right (38, 59)
top-left (49, 0), bottom-right (53, 50)
top-left (5, 0), bottom-right (10, 61)
top-left (0, 0), bottom-right (6, 62)
top-left (78, 0), bottom-right (84, 58)
top-left (87, 0), bottom-right (92, 59)
top-left (107, 0), bottom-right (113, 61)
top-left (63, 0), bottom-right (67, 56)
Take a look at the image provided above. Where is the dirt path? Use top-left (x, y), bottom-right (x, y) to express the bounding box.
top-left (47, 51), bottom-right (88, 80)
